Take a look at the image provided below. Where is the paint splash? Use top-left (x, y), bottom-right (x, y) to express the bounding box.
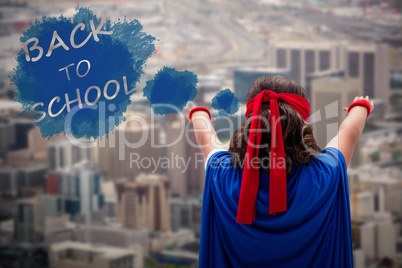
top-left (143, 66), bottom-right (198, 115)
top-left (212, 88), bottom-right (240, 117)
top-left (11, 7), bottom-right (156, 139)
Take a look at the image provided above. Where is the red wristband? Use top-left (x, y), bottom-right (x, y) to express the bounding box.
top-left (188, 107), bottom-right (211, 121)
top-left (347, 100), bottom-right (371, 117)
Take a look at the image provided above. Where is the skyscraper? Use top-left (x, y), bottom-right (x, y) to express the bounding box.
top-left (268, 40), bottom-right (339, 86)
top-left (115, 174), bottom-right (170, 232)
top-left (166, 119), bottom-right (205, 197)
top-left (346, 43), bottom-right (390, 103)
top-left (55, 161), bottom-right (105, 223)
top-left (166, 120), bottom-right (187, 197)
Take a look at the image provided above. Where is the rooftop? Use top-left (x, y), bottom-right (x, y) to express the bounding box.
top-left (51, 241), bottom-right (137, 259)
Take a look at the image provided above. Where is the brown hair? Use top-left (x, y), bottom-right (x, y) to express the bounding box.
top-left (228, 76), bottom-right (322, 175)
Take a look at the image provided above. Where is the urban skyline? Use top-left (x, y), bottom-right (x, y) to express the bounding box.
top-left (0, 0), bottom-right (402, 267)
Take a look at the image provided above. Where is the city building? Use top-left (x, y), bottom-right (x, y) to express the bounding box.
top-left (5, 148), bottom-right (34, 167)
top-left (0, 166), bottom-right (19, 199)
top-left (154, 250), bottom-right (198, 268)
top-left (101, 180), bottom-right (117, 218)
top-left (361, 220), bottom-right (397, 262)
top-left (49, 241), bottom-right (143, 268)
top-left (55, 161), bottom-right (105, 224)
top-left (115, 174), bottom-right (170, 232)
top-left (28, 126), bottom-right (66, 163)
top-left (166, 119), bottom-right (205, 197)
top-left (18, 164), bottom-right (47, 188)
top-left (47, 139), bottom-right (97, 172)
top-left (267, 40), bottom-right (390, 106)
top-left (14, 194), bottom-right (68, 243)
top-left (348, 162), bottom-right (402, 216)
top-left (346, 43), bottom-right (390, 104)
top-left (310, 76), bottom-right (361, 166)
top-left (0, 118), bottom-right (15, 159)
top-left (99, 111), bottom-right (162, 181)
top-left (359, 129), bottom-right (402, 165)
top-left (304, 69), bottom-right (345, 99)
top-left (104, 194), bottom-right (117, 218)
top-left (267, 40), bottom-right (340, 86)
top-left (170, 195), bottom-right (202, 233)
top-left (0, 163), bottom-right (46, 202)
top-left (234, 67), bottom-right (291, 103)
top-left (44, 223), bottom-right (149, 257)
top-left (46, 174), bottom-right (59, 195)
top-left (0, 100), bottom-right (22, 118)
top-left (10, 118), bottom-right (34, 151)
top-left (0, 219), bottom-right (14, 247)
top-left (44, 223), bottom-right (76, 245)
top-left (194, 74), bottom-right (223, 105)
top-left (0, 119), bottom-right (34, 156)
top-left (348, 161), bottom-right (402, 266)
top-left (75, 225), bottom-right (149, 257)
top-left (350, 191), bottom-right (376, 220)
top-left (166, 120), bottom-right (187, 197)
top-left (353, 249), bottom-right (365, 268)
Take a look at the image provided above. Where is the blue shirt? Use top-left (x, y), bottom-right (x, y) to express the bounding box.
top-left (199, 147), bottom-right (353, 268)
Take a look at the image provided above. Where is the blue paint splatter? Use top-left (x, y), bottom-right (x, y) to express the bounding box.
top-left (212, 89), bottom-right (240, 117)
top-left (143, 66), bottom-right (198, 115)
top-left (11, 7), bottom-right (156, 139)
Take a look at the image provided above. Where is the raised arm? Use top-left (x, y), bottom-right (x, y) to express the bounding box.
top-left (325, 96), bottom-right (374, 168)
top-left (190, 110), bottom-right (226, 161)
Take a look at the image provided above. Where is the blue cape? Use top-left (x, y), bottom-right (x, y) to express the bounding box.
top-left (199, 147), bottom-right (353, 267)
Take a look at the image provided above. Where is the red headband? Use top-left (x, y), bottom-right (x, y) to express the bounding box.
top-left (236, 90), bottom-right (310, 224)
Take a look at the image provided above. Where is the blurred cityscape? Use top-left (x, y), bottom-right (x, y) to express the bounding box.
top-left (0, 0), bottom-right (402, 267)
